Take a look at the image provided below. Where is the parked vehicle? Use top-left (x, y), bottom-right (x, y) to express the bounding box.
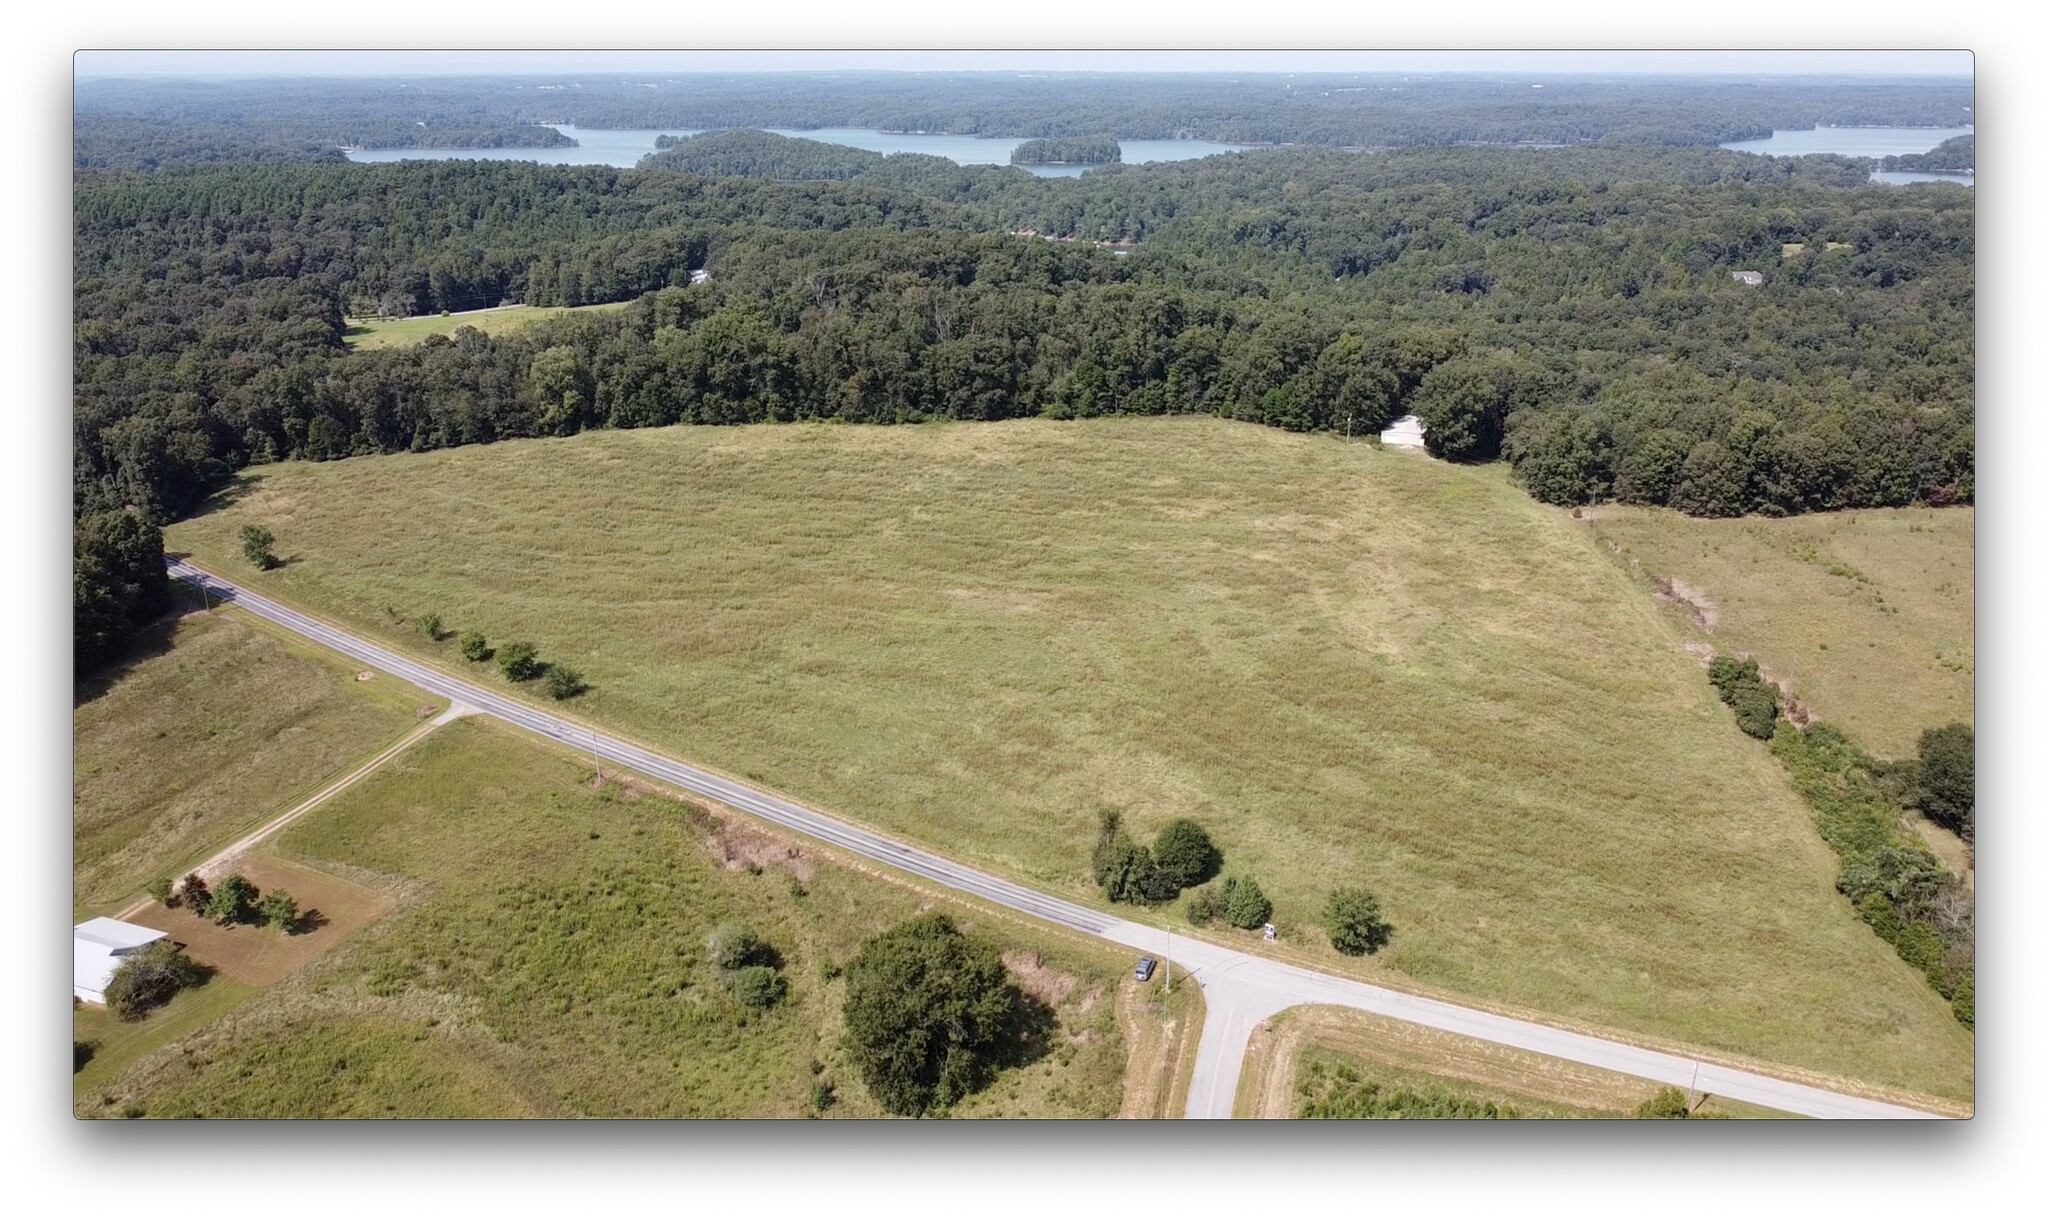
top-left (1134, 956), bottom-right (1157, 982)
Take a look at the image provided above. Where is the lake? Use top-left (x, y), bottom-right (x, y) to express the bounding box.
top-left (348, 126), bottom-right (1255, 175)
top-left (1718, 125), bottom-right (1974, 187)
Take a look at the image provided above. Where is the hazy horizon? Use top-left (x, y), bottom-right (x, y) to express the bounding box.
top-left (75, 49), bottom-right (1973, 80)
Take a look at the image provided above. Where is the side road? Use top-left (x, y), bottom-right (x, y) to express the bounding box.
top-left (164, 559), bottom-right (1950, 1120)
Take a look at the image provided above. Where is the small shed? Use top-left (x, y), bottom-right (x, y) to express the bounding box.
top-left (1731, 270), bottom-right (1764, 287)
top-left (74, 917), bottom-right (167, 1004)
top-left (1379, 413), bottom-right (1428, 449)
top-left (688, 269), bottom-right (710, 285)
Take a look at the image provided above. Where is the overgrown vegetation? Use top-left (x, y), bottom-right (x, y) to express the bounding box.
top-left (1090, 812), bottom-right (1223, 906)
top-left (1708, 655), bottom-right (1782, 739)
top-left (1297, 1058), bottom-right (1522, 1119)
top-left (1770, 723), bottom-right (1973, 1023)
top-left (1634, 1085), bottom-right (1731, 1119)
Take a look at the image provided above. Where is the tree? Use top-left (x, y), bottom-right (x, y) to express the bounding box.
top-left (206, 873), bottom-right (259, 925)
top-left (1184, 884), bottom-right (1219, 926)
top-left (730, 965), bottom-right (788, 1010)
top-left (1152, 819), bottom-right (1222, 889)
top-left (1916, 722), bottom-right (1974, 838)
top-left (258, 889), bottom-right (299, 932)
top-left (1089, 810), bottom-right (1124, 886)
top-left (74, 510), bottom-right (170, 672)
top-left (145, 875), bottom-right (174, 907)
top-left (1097, 834), bottom-right (1162, 905)
top-left (544, 664), bottom-right (587, 699)
top-left (417, 612), bottom-right (443, 640)
top-left (240, 523), bottom-right (279, 570)
top-left (841, 913), bottom-right (1019, 1116)
top-left (459, 630), bottom-right (491, 661)
top-left (706, 922), bottom-right (769, 970)
top-left (103, 940), bottom-right (207, 1021)
top-left (1221, 876), bottom-right (1272, 930)
top-left (496, 640), bottom-right (540, 682)
top-left (1324, 887), bottom-right (1395, 955)
top-left (179, 872), bottom-right (210, 918)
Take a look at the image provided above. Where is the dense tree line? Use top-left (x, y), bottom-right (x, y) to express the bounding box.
top-left (77, 73), bottom-right (1974, 165)
top-left (638, 129), bottom-right (904, 180)
top-left (1010, 136), bottom-right (1120, 165)
top-left (1879, 135), bottom-right (1974, 173)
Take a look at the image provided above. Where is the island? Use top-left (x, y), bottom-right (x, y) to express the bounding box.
top-left (1878, 134), bottom-right (1973, 174)
top-left (1010, 135), bottom-right (1122, 166)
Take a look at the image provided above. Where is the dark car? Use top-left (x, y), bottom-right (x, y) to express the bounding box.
top-left (1134, 956), bottom-right (1157, 982)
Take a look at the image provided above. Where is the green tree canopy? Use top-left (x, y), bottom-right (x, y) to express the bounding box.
top-left (1324, 887), bottom-right (1395, 955)
top-left (103, 940), bottom-right (208, 1021)
top-left (841, 913), bottom-right (1019, 1117)
top-left (1916, 722), bottom-right (1974, 838)
top-left (1152, 819), bottom-right (1222, 889)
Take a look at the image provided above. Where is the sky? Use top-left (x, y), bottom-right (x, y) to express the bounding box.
top-left (73, 49), bottom-right (1974, 79)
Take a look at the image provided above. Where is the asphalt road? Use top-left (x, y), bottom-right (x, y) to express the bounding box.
top-left (167, 559), bottom-right (1950, 1120)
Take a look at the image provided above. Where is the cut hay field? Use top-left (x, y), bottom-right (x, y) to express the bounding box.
top-left (165, 417), bottom-right (1973, 1102)
top-left (1586, 505), bottom-right (1973, 759)
top-left (343, 301), bottom-right (631, 349)
top-left (79, 718), bottom-right (1155, 1119)
top-left (74, 607), bottom-right (436, 913)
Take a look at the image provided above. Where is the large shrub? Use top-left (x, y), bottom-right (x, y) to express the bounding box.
top-left (1323, 887), bottom-right (1395, 956)
top-left (205, 873), bottom-right (259, 925)
top-left (706, 922), bottom-right (769, 971)
top-left (103, 941), bottom-right (207, 1021)
top-left (1221, 876), bottom-right (1272, 930)
top-left (1706, 655), bottom-right (1780, 739)
top-left (1152, 820), bottom-right (1222, 889)
top-left (496, 641), bottom-right (541, 682)
top-left (841, 913), bottom-right (1018, 1117)
top-left (1916, 722), bottom-right (1974, 838)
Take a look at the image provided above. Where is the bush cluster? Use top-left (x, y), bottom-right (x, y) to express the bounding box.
top-left (1707, 655), bottom-right (1781, 739)
top-left (705, 922), bottom-right (786, 1010)
top-left (1089, 813), bottom-right (1222, 907)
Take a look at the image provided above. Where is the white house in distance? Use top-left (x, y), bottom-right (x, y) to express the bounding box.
top-left (74, 917), bottom-right (167, 1004)
top-left (1380, 413), bottom-right (1428, 449)
top-left (1731, 270), bottom-right (1764, 287)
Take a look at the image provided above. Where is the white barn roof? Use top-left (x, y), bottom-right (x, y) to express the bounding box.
top-left (74, 917), bottom-right (168, 1004)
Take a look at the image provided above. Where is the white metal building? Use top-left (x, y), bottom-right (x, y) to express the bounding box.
top-left (74, 917), bottom-right (167, 1004)
top-left (1380, 413), bottom-right (1428, 449)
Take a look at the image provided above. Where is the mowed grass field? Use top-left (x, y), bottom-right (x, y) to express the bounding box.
top-left (73, 607), bottom-right (435, 912)
top-left (343, 301), bottom-right (631, 349)
top-left (80, 719), bottom-right (1148, 1119)
top-left (166, 417), bottom-right (1973, 1101)
top-left (1587, 505), bottom-right (1973, 758)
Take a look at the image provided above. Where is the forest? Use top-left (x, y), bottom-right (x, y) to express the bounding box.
top-left (73, 127), bottom-right (1972, 669)
top-left (75, 72), bottom-right (1974, 164)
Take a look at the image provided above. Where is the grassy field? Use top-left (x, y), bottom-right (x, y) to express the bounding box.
top-left (165, 417), bottom-right (1973, 1102)
top-left (1236, 1005), bottom-right (1793, 1119)
top-left (1586, 504), bottom-right (1973, 759)
top-left (74, 607), bottom-right (436, 912)
top-left (79, 718), bottom-right (1152, 1118)
top-left (343, 302), bottom-right (631, 349)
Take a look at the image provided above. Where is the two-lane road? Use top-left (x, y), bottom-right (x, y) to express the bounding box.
top-left (166, 559), bottom-right (1950, 1119)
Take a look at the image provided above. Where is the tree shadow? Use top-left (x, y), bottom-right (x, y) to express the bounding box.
top-left (991, 986), bottom-right (1060, 1072)
top-left (176, 476), bottom-right (259, 523)
top-left (73, 614), bottom-right (182, 707)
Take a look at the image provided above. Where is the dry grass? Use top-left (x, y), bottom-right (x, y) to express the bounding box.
top-left (80, 719), bottom-right (1141, 1119)
top-left (1114, 965), bottom-right (1204, 1119)
top-left (165, 417), bottom-right (1972, 1101)
top-left (73, 608), bottom-right (432, 911)
top-left (1586, 504), bottom-right (1973, 757)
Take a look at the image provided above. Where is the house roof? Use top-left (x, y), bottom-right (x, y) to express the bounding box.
top-left (74, 917), bottom-right (167, 952)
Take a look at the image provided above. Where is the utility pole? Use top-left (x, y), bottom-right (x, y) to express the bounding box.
top-left (1164, 927), bottom-right (1171, 995)
top-left (591, 729), bottom-right (603, 781)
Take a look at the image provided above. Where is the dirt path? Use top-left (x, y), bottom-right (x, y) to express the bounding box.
top-left (118, 703), bottom-right (475, 919)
